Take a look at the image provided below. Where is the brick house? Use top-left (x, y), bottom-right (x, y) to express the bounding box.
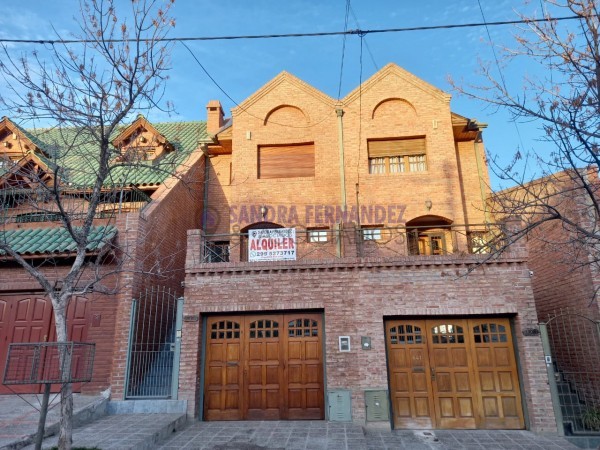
top-left (494, 168), bottom-right (600, 434)
top-left (180, 64), bottom-right (557, 431)
top-left (0, 115), bottom-right (208, 396)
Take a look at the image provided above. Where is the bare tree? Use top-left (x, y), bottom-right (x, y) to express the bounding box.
top-left (0, 1), bottom-right (176, 448)
top-left (450, 1), bottom-right (600, 283)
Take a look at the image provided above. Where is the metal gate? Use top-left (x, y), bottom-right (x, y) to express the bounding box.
top-left (124, 287), bottom-right (183, 399)
top-left (540, 310), bottom-right (600, 435)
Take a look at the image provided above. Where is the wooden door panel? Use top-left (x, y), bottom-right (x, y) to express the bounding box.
top-left (0, 296), bottom-right (53, 394)
top-left (245, 316), bottom-right (282, 420)
top-left (284, 314), bottom-right (324, 420)
top-left (386, 320), bottom-right (435, 428)
top-left (203, 312), bottom-right (324, 421)
top-left (387, 317), bottom-right (524, 430)
top-left (204, 317), bottom-right (243, 420)
top-left (469, 318), bottom-right (524, 429)
top-left (427, 319), bottom-right (477, 429)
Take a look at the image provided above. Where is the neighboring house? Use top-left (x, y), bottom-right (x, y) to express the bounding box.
top-left (0, 115), bottom-right (207, 395)
top-left (180, 64), bottom-right (557, 432)
top-left (493, 169), bottom-right (600, 434)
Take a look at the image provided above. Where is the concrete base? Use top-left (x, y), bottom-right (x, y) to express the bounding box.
top-left (107, 399), bottom-right (187, 414)
top-left (564, 435), bottom-right (600, 449)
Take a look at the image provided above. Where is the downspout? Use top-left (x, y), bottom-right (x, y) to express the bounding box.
top-left (201, 143), bottom-right (210, 234)
top-left (336, 108), bottom-right (346, 258)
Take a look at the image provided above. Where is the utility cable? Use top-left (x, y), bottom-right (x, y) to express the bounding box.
top-left (0, 15), bottom-right (583, 45)
top-left (181, 41), bottom-right (335, 129)
top-left (349, 4), bottom-right (378, 71)
top-left (477, 0), bottom-right (526, 153)
top-left (337, 0), bottom-right (352, 100)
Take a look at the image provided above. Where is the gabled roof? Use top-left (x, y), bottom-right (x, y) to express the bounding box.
top-left (0, 152), bottom-right (56, 189)
top-left (0, 225), bottom-right (117, 256)
top-left (112, 115), bottom-right (168, 148)
top-left (0, 120), bottom-right (210, 189)
top-left (343, 63), bottom-right (451, 105)
top-left (0, 117), bottom-right (47, 156)
top-left (233, 71), bottom-right (336, 114)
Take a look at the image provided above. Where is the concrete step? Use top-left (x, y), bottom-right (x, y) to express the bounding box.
top-left (23, 413), bottom-right (186, 450)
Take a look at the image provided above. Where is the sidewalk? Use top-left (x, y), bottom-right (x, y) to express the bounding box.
top-left (0, 394), bottom-right (591, 450)
top-left (0, 393), bottom-right (104, 450)
top-left (156, 420), bottom-right (582, 450)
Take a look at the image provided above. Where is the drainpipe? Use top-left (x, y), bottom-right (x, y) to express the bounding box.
top-left (336, 108), bottom-right (346, 258)
top-left (201, 143), bottom-right (210, 235)
top-left (336, 108), bottom-right (347, 211)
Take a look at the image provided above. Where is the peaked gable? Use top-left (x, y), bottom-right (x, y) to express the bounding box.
top-left (233, 71), bottom-right (336, 115)
top-left (343, 63), bottom-right (451, 105)
top-left (0, 117), bottom-right (46, 162)
top-left (112, 115), bottom-right (173, 162)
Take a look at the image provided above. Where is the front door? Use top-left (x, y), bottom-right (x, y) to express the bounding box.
top-left (386, 317), bottom-right (524, 429)
top-left (204, 312), bottom-right (324, 420)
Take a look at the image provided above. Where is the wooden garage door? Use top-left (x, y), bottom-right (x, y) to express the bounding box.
top-left (0, 294), bottom-right (91, 395)
top-left (204, 313), bottom-right (324, 421)
top-left (386, 317), bottom-right (524, 430)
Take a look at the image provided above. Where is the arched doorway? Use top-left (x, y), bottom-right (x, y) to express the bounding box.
top-left (405, 215), bottom-right (453, 256)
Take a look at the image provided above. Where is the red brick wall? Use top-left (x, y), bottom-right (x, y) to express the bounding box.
top-left (182, 229), bottom-right (555, 432)
top-left (109, 152), bottom-right (205, 399)
top-left (206, 64), bottom-right (490, 238)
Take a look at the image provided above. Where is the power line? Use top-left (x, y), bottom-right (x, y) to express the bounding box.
top-left (181, 41), bottom-right (334, 129)
top-left (0, 15), bottom-right (582, 45)
top-left (349, 4), bottom-right (378, 71)
top-left (337, 0), bottom-right (352, 100)
top-left (477, 0), bottom-right (526, 152)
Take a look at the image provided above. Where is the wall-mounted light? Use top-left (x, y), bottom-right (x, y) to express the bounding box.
top-left (425, 200), bottom-right (433, 211)
top-left (260, 205), bottom-right (267, 219)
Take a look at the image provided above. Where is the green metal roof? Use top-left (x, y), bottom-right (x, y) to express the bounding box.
top-left (1, 120), bottom-right (208, 188)
top-left (0, 225), bottom-right (117, 256)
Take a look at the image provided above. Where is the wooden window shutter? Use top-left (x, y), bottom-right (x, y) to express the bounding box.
top-left (368, 138), bottom-right (426, 157)
top-left (258, 143), bottom-right (315, 179)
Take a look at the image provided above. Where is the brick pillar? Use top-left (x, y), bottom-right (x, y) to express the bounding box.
top-left (178, 303), bottom-right (201, 417)
top-left (110, 213), bottom-right (142, 399)
top-left (186, 229), bottom-right (203, 268)
top-left (230, 234), bottom-right (242, 263)
top-left (502, 216), bottom-right (528, 259)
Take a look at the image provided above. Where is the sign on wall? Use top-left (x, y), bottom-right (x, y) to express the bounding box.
top-left (248, 228), bottom-right (296, 262)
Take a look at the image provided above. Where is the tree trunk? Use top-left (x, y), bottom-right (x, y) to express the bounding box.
top-left (54, 303), bottom-right (73, 450)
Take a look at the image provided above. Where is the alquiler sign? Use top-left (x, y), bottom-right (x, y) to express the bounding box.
top-left (248, 228), bottom-right (296, 262)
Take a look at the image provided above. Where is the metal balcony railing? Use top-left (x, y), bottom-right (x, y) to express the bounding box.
top-left (199, 224), bottom-right (506, 264)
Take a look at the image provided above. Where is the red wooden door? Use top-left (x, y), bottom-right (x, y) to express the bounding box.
top-left (0, 295), bottom-right (53, 394)
top-left (46, 296), bottom-right (92, 392)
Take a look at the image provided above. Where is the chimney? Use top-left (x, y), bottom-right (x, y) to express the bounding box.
top-left (206, 100), bottom-right (224, 135)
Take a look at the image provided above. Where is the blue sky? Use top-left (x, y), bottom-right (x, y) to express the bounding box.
top-left (0, 1), bottom-right (560, 189)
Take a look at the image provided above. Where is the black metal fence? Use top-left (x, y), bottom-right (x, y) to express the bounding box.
top-left (541, 311), bottom-right (600, 435)
top-left (125, 286), bottom-right (183, 399)
top-left (200, 223), bottom-right (506, 263)
top-left (3, 342), bottom-right (95, 385)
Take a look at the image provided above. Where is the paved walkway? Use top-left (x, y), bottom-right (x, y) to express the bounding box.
top-left (156, 421), bottom-right (582, 450)
top-left (0, 393), bottom-right (102, 449)
top-left (0, 394), bottom-right (590, 450)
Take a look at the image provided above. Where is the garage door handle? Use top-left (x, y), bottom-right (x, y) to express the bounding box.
top-left (430, 367), bottom-right (436, 381)
top-left (226, 362), bottom-right (238, 366)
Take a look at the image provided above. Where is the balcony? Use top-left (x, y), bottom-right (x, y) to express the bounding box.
top-left (194, 223), bottom-right (510, 265)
